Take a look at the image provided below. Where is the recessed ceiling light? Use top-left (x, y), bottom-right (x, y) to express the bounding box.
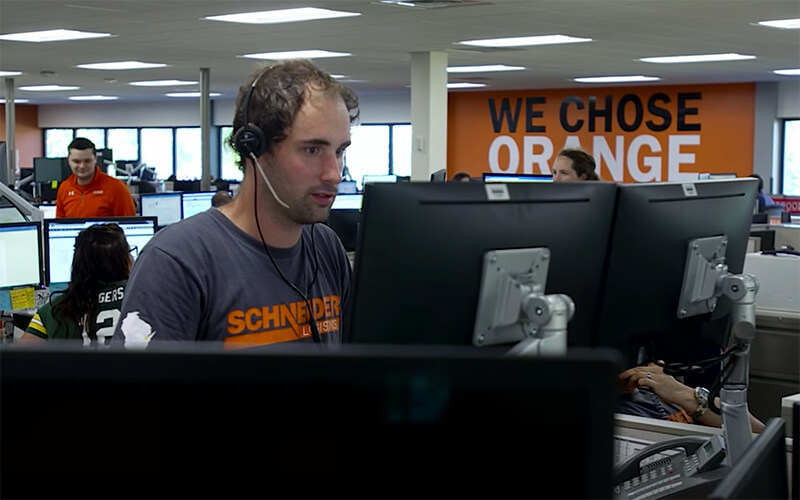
top-left (330, 74), bottom-right (347, 79)
top-left (757, 18), bottom-right (800, 29)
top-left (165, 92), bottom-right (222, 98)
top-left (204, 7), bottom-right (360, 24)
top-left (0, 70), bottom-right (23, 77)
top-left (774, 68), bottom-right (800, 76)
top-left (458, 34), bottom-right (592, 48)
top-left (574, 75), bottom-right (662, 83)
top-left (447, 65), bottom-right (525, 73)
top-left (129, 79), bottom-right (197, 87)
top-left (240, 50), bottom-right (351, 60)
top-left (0, 98), bottom-right (30, 104)
top-left (640, 53), bottom-right (756, 64)
top-left (69, 95), bottom-right (119, 101)
top-left (19, 85), bottom-right (80, 91)
top-left (0, 29), bottom-right (112, 43)
top-left (447, 82), bottom-right (487, 89)
top-left (77, 61), bottom-right (168, 70)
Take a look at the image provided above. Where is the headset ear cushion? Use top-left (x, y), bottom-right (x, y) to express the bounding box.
top-left (233, 124), bottom-right (267, 157)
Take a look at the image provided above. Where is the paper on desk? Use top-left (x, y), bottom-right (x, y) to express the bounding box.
top-left (10, 287), bottom-right (35, 310)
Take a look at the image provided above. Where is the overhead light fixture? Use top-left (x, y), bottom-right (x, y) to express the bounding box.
top-left (574, 75), bottom-right (661, 83)
top-left (0, 29), bottom-right (112, 43)
top-left (129, 79), bottom-right (197, 87)
top-left (0, 98), bottom-right (30, 104)
top-left (447, 82), bottom-right (487, 89)
top-left (458, 34), bottom-right (592, 48)
top-left (204, 7), bottom-right (360, 24)
top-left (77, 61), bottom-right (168, 70)
top-left (330, 74), bottom-right (346, 79)
top-left (0, 70), bottom-right (23, 77)
top-left (166, 92), bottom-right (222, 98)
top-left (447, 64), bottom-right (524, 73)
top-left (640, 53), bottom-right (756, 64)
top-left (19, 85), bottom-right (80, 91)
top-left (69, 95), bottom-right (119, 101)
top-left (757, 18), bottom-right (800, 29)
top-left (774, 68), bottom-right (800, 76)
top-left (241, 49), bottom-right (350, 60)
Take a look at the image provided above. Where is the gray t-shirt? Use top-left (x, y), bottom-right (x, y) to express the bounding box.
top-left (112, 209), bottom-right (350, 349)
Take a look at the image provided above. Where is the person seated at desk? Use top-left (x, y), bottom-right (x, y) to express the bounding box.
top-left (552, 148), bottom-right (599, 182)
top-left (749, 173), bottom-right (783, 214)
top-left (19, 223), bottom-right (132, 347)
top-left (618, 362), bottom-right (765, 433)
top-left (212, 190), bottom-right (233, 207)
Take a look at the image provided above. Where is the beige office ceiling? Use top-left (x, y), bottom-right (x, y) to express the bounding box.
top-left (0, 0), bottom-right (798, 104)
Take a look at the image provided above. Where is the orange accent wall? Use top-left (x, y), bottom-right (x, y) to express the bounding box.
top-left (447, 83), bottom-right (755, 182)
top-left (0, 105), bottom-right (42, 169)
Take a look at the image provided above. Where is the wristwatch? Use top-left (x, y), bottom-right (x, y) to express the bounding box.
top-left (692, 386), bottom-right (710, 420)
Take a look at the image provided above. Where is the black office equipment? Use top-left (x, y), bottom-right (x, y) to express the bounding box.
top-left (173, 179), bottom-right (202, 192)
top-left (347, 182), bottom-right (618, 349)
top-left (33, 157), bottom-right (70, 183)
top-left (594, 178), bottom-right (759, 366)
top-left (708, 418), bottom-right (789, 499)
top-left (95, 148), bottom-right (113, 173)
top-left (794, 401), bottom-right (799, 500)
top-left (429, 168), bottom-right (447, 182)
top-left (0, 345), bottom-right (621, 499)
top-left (325, 209), bottom-right (361, 252)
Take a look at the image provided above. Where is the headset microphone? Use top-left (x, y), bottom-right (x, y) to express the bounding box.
top-left (251, 152), bottom-right (291, 209)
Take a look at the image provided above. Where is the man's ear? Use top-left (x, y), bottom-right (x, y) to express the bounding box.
top-left (579, 173), bottom-right (588, 180)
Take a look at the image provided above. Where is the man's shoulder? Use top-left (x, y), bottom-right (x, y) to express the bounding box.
top-left (145, 210), bottom-right (227, 252)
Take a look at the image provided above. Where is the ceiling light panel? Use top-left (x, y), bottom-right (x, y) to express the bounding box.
top-left (77, 61), bottom-right (168, 70)
top-left (166, 92), bottom-right (222, 98)
top-left (774, 68), bottom-right (800, 76)
top-left (574, 75), bottom-right (661, 83)
top-left (19, 85), bottom-right (80, 91)
top-left (0, 29), bottom-right (111, 42)
top-left (69, 95), bottom-right (119, 101)
top-left (459, 34), bottom-right (592, 48)
top-left (129, 80), bottom-right (197, 87)
top-left (0, 99), bottom-right (30, 104)
top-left (205, 7), bottom-right (360, 25)
top-left (447, 82), bottom-right (486, 88)
top-left (757, 18), bottom-right (800, 29)
top-left (447, 65), bottom-right (525, 73)
top-left (640, 53), bottom-right (756, 63)
top-left (241, 50), bottom-right (351, 60)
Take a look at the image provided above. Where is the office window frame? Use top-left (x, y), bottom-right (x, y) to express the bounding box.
top-left (781, 118), bottom-right (799, 196)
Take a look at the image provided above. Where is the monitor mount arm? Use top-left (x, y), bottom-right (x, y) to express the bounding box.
top-left (473, 248), bottom-right (574, 356)
top-left (677, 235), bottom-right (759, 466)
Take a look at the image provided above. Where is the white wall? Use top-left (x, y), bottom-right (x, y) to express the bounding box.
top-left (777, 80), bottom-right (800, 118)
top-left (38, 90), bottom-right (412, 128)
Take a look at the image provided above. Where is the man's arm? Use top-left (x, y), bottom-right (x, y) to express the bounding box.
top-left (112, 246), bottom-right (204, 348)
top-left (114, 180), bottom-right (136, 216)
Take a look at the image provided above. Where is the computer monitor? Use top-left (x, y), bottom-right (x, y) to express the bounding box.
top-left (347, 182), bottom-right (618, 349)
top-left (325, 210), bottom-right (361, 252)
top-left (708, 418), bottom-right (789, 499)
top-left (44, 217), bottom-right (156, 288)
top-left (173, 179), bottom-right (202, 193)
top-left (594, 178), bottom-right (759, 366)
top-left (330, 193), bottom-right (363, 210)
top-left (483, 172), bottom-right (553, 183)
top-left (337, 180), bottom-right (357, 194)
top-left (33, 157), bottom-right (70, 183)
top-left (429, 169), bottom-right (447, 182)
top-left (140, 192), bottom-right (182, 227)
top-left (362, 174), bottom-right (397, 185)
top-left (95, 148), bottom-right (113, 173)
top-left (0, 221), bottom-right (43, 289)
top-left (0, 345), bottom-right (621, 499)
top-left (139, 166), bottom-right (156, 181)
top-left (38, 204), bottom-right (57, 220)
top-left (181, 191), bottom-right (216, 219)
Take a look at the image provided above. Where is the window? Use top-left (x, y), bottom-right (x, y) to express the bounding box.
top-left (345, 125), bottom-right (390, 190)
top-left (176, 127), bottom-right (201, 180)
top-left (782, 119), bottom-right (799, 195)
top-left (75, 128), bottom-right (105, 149)
top-left (392, 124), bottom-right (412, 177)
top-left (140, 128), bottom-right (173, 180)
top-left (107, 129), bottom-right (139, 162)
top-left (44, 129), bottom-right (74, 157)
top-left (220, 127), bottom-right (243, 181)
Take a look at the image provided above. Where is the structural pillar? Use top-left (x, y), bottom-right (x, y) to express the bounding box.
top-left (410, 51), bottom-right (448, 181)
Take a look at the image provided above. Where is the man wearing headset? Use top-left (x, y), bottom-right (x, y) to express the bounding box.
top-left (113, 59), bottom-right (358, 348)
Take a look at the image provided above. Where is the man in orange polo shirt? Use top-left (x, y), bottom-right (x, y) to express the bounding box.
top-left (56, 137), bottom-right (136, 218)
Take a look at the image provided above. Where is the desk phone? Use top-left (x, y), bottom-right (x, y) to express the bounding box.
top-left (613, 435), bottom-right (727, 499)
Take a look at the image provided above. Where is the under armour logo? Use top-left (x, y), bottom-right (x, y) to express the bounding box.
top-left (68, 190), bottom-right (75, 196)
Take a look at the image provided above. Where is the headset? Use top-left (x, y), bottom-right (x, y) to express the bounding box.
top-left (233, 70), bottom-right (290, 209)
top-left (232, 68), bottom-right (323, 344)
